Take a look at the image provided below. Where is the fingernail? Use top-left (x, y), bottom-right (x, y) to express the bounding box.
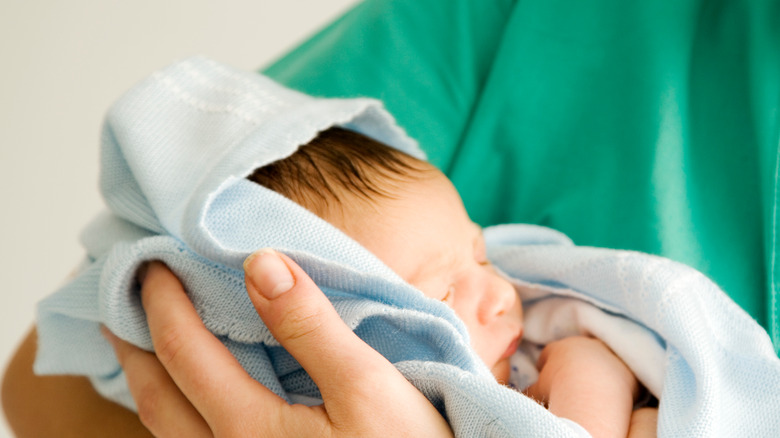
top-left (244, 249), bottom-right (295, 299)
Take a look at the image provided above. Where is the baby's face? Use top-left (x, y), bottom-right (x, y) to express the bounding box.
top-left (329, 163), bottom-right (523, 383)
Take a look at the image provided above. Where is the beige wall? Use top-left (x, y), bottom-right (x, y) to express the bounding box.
top-left (0, 1), bottom-right (357, 436)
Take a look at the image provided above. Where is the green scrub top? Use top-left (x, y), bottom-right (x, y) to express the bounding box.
top-left (263, 0), bottom-right (780, 355)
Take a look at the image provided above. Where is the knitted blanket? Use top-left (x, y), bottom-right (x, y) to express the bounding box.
top-left (35, 57), bottom-right (780, 437)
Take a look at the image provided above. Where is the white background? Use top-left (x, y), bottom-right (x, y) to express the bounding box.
top-left (0, 1), bottom-right (358, 436)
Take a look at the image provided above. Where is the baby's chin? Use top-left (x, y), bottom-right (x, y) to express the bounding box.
top-left (491, 358), bottom-right (511, 385)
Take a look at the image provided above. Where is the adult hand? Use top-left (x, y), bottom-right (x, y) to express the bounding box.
top-left (105, 250), bottom-right (453, 437)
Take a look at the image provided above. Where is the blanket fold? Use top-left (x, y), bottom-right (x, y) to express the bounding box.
top-left (36, 57), bottom-right (780, 437)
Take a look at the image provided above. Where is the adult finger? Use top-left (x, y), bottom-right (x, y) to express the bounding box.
top-left (243, 250), bottom-right (452, 436)
top-left (242, 250), bottom-right (401, 395)
top-left (103, 326), bottom-right (212, 438)
top-left (139, 261), bottom-right (287, 431)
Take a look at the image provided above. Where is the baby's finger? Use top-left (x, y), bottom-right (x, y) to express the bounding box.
top-left (628, 407), bottom-right (659, 438)
top-left (103, 327), bottom-right (212, 438)
top-left (139, 262), bottom-right (288, 433)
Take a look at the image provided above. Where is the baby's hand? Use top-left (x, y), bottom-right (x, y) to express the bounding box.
top-left (524, 336), bottom-right (640, 438)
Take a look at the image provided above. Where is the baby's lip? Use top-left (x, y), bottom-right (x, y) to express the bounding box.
top-left (500, 332), bottom-right (522, 360)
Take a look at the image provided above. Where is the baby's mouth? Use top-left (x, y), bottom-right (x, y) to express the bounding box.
top-left (500, 333), bottom-right (522, 360)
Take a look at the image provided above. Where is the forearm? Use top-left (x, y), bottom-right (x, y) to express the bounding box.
top-left (547, 370), bottom-right (635, 438)
top-left (2, 328), bottom-right (152, 438)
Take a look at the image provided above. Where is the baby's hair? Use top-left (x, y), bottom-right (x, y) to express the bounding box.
top-left (247, 127), bottom-right (429, 216)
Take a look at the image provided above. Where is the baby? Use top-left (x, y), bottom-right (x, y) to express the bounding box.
top-left (247, 126), bottom-right (655, 438)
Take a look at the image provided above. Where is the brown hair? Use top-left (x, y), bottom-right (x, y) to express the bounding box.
top-left (247, 127), bottom-right (429, 216)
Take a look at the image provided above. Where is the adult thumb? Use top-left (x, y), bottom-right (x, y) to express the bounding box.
top-left (242, 248), bottom-right (384, 394)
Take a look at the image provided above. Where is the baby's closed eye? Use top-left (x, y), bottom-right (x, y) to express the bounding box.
top-left (441, 285), bottom-right (455, 304)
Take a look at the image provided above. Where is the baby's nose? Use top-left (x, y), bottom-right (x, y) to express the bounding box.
top-left (477, 273), bottom-right (518, 325)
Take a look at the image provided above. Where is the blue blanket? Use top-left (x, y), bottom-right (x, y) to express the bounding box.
top-left (35, 57), bottom-right (780, 437)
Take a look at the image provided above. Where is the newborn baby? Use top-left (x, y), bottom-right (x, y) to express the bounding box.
top-left (33, 58), bottom-right (780, 438)
top-left (246, 126), bottom-right (652, 437)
